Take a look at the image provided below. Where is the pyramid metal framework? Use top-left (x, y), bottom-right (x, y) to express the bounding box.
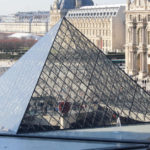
top-left (0, 18), bottom-right (150, 134)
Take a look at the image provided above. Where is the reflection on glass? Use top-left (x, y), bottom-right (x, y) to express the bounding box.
top-left (18, 18), bottom-right (150, 133)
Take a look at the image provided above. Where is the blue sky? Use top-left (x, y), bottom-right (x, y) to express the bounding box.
top-left (0, 0), bottom-right (126, 15)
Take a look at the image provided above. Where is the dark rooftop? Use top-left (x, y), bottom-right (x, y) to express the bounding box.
top-left (59, 0), bottom-right (94, 10)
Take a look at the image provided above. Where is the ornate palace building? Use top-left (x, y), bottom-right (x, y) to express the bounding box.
top-left (50, 0), bottom-right (125, 53)
top-left (0, 11), bottom-right (49, 35)
top-left (125, 0), bottom-right (150, 79)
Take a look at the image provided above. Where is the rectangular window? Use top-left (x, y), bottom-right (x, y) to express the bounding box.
top-left (106, 40), bottom-right (108, 47)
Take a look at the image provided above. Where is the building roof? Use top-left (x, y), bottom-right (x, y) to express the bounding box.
top-left (15, 11), bottom-right (49, 17)
top-left (0, 18), bottom-right (150, 135)
top-left (59, 0), bottom-right (76, 9)
top-left (81, 0), bottom-right (94, 6)
top-left (59, 0), bottom-right (94, 10)
top-left (80, 4), bottom-right (126, 9)
top-left (66, 4), bottom-right (126, 18)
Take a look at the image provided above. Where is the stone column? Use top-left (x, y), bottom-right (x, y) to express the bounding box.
top-left (142, 26), bottom-right (146, 44)
top-left (128, 24), bottom-right (137, 76)
top-left (139, 51), bottom-right (147, 78)
top-left (45, 22), bottom-right (48, 33)
top-left (142, 52), bottom-right (147, 72)
top-left (125, 45), bottom-right (129, 74)
top-left (29, 22), bottom-right (32, 33)
top-left (129, 50), bottom-right (137, 75)
top-left (132, 25), bottom-right (136, 44)
top-left (125, 27), bottom-right (132, 74)
top-left (139, 25), bottom-right (147, 79)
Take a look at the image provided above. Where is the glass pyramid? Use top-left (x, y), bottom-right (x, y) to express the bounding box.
top-left (0, 18), bottom-right (150, 134)
top-left (18, 18), bottom-right (150, 133)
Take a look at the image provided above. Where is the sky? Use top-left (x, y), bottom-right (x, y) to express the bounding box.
top-left (0, 0), bottom-right (126, 15)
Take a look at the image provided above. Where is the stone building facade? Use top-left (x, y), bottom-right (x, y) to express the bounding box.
top-left (0, 11), bottom-right (49, 35)
top-left (66, 5), bottom-right (125, 53)
top-left (0, 22), bottom-right (48, 35)
top-left (125, 0), bottom-right (150, 79)
top-left (50, 0), bottom-right (125, 53)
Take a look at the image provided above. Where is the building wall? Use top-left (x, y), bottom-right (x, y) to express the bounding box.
top-left (31, 23), bottom-right (48, 34)
top-left (66, 6), bottom-right (125, 53)
top-left (125, 0), bottom-right (150, 79)
top-left (0, 22), bottom-right (48, 35)
top-left (112, 7), bottom-right (125, 52)
top-left (67, 17), bottom-right (113, 53)
top-left (49, 9), bottom-right (67, 29)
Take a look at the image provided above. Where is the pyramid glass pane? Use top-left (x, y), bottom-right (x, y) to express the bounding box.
top-left (0, 19), bottom-right (62, 133)
top-left (17, 18), bottom-right (150, 133)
